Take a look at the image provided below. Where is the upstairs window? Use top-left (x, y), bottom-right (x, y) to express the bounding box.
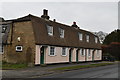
top-left (78, 32), bottom-right (83, 41)
top-left (47, 25), bottom-right (53, 36)
top-left (59, 28), bottom-right (64, 38)
top-left (86, 35), bottom-right (90, 42)
top-left (95, 37), bottom-right (98, 43)
top-left (49, 46), bottom-right (55, 56)
top-left (62, 47), bottom-right (67, 56)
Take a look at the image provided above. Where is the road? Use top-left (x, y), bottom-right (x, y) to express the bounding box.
top-left (41, 64), bottom-right (119, 78)
top-left (2, 62), bottom-right (119, 79)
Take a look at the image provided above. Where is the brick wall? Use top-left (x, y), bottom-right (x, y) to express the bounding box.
top-left (3, 21), bottom-right (36, 64)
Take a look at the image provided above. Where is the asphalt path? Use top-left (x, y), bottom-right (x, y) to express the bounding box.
top-left (41, 64), bottom-right (119, 78)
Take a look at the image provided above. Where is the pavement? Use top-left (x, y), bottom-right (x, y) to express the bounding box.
top-left (2, 61), bottom-right (118, 78)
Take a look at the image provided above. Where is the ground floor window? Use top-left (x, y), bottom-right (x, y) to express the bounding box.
top-left (97, 50), bottom-right (100, 57)
top-left (62, 47), bottom-right (67, 56)
top-left (49, 46), bottom-right (55, 56)
top-left (0, 44), bottom-right (3, 54)
top-left (88, 49), bottom-right (91, 57)
top-left (16, 46), bottom-right (23, 52)
top-left (80, 48), bottom-right (84, 56)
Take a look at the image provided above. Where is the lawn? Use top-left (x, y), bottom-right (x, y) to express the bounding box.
top-left (1, 62), bottom-right (28, 70)
top-left (51, 62), bottom-right (115, 71)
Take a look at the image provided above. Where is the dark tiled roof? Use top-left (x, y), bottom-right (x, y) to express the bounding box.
top-left (8, 14), bottom-right (102, 49)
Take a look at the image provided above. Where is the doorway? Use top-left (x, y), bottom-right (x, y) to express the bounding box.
top-left (76, 49), bottom-right (79, 62)
top-left (69, 49), bottom-right (72, 62)
top-left (40, 47), bottom-right (44, 64)
top-left (26, 47), bottom-right (32, 63)
top-left (92, 50), bottom-right (95, 62)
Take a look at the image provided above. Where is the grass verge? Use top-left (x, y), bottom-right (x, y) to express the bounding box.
top-left (1, 63), bottom-right (27, 70)
top-left (51, 63), bottom-right (115, 71)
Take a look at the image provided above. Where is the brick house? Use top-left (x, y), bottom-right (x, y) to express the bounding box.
top-left (1, 9), bottom-right (102, 65)
top-left (102, 42), bottom-right (120, 60)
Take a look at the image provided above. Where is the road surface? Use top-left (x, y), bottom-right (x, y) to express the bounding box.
top-left (41, 64), bottom-right (119, 78)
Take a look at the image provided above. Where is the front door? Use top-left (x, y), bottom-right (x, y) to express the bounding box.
top-left (76, 50), bottom-right (79, 62)
top-left (92, 50), bottom-right (95, 62)
top-left (69, 49), bottom-right (72, 62)
top-left (40, 47), bottom-right (44, 64)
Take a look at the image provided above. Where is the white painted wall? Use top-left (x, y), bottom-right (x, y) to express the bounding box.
top-left (35, 45), bottom-right (102, 64)
top-left (35, 45), bottom-right (41, 65)
top-left (45, 46), bottom-right (69, 64)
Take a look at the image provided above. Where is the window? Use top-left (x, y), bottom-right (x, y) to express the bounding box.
top-left (0, 44), bottom-right (3, 54)
top-left (97, 50), bottom-right (100, 57)
top-left (86, 35), bottom-right (90, 42)
top-left (78, 32), bottom-right (83, 41)
top-left (47, 25), bottom-right (53, 36)
top-left (59, 28), bottom-right (64, 38)
top-left (2, 26), bottom-right (7, 33)
top-left (95, 37), bottom-right (98, 43)
top-left (80, 48), bottom-right (84, 56)
top-left (16, 46), bottom-right (23, 52)
top-left (62, 47), bottom-right (67, 56)
top-left (49, 47), bottom-right (55, 56)
top-left (88, 49), bottom-right (91, 57)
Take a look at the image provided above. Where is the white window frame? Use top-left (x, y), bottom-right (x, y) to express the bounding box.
top-left (59, 28), bottom-right (64, 38)
top-left (86, 35), bottom-right (90, 42)
top-left (61, 47), bottom-right (67, 56)
top-left (16, 46), bottom-right (23, 52)
top-left (95, 37), bottom-right (98, 43)
top-left (47, 25), bottom-right (53, 36)
top-left (78, 32), bottom-right (83, 41)
top-left (49, 46), bottom-right (56, 56)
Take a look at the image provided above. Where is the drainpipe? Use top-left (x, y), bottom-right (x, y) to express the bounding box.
top-left (10, 21), bottom-right (14, 44)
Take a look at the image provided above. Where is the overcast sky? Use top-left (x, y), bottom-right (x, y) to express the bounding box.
top-left (0, 2), bottom-right (118, 33)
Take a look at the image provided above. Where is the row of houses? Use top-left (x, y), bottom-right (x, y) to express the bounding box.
top-left (0, 9), bottom-right (102, 65)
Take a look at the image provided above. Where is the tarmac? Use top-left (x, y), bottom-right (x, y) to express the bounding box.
top-left (2, 61), bottom-right (117, 78)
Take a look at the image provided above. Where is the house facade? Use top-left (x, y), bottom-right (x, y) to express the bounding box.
top-left (1, 9), bottom-right (102, 65)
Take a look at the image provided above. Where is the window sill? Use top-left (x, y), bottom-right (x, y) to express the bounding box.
top-left (49, 55), bottom-right (56, 57)
top-left (48, 33), bottom-right (53, 36)
top-left (61, 55), bottom-right (67, 57)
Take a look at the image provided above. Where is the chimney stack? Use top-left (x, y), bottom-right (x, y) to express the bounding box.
top-left (41, 9), bottom-right (50, 20)
top-left (71, 21), bottom-right (79, 29)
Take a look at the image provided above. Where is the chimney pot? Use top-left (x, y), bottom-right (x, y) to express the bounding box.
top-left (73, 22), bottom-right (76, 25)
top-left (43, 9), bottom-right (48, 16)
top-left (53, 19), bottom-right (56, 22)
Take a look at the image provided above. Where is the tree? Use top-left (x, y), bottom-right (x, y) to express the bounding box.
top-left (103, 29), bottom-right (120, 45)
top-left (103, 29), bottom-right (120, 60)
